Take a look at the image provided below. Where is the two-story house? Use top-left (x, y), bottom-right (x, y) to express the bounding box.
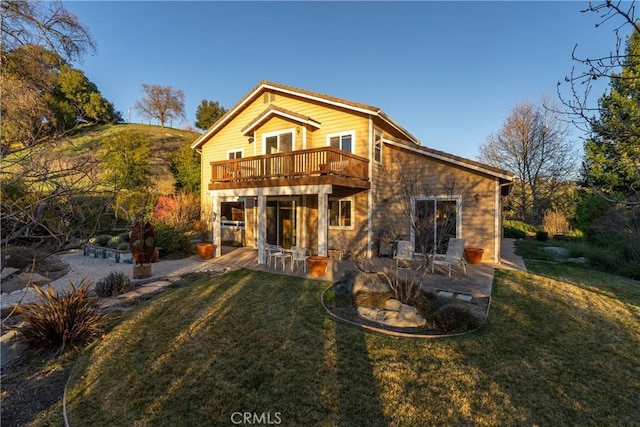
top-left (191, 81), bottom-right (514, 264)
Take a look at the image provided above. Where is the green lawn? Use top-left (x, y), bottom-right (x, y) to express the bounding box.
top-left (65, 268), bottom-right (640, 426)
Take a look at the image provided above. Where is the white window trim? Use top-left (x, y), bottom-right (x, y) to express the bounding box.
top-left (374, 131), bottom-right (383, 164)
top-left (328, 197), bottom-right (354, 230)
top-left (326, 130), bottom-right (355, 154)
top-left (262, 128), bottom-right (296, 154)
top-left (226, 148), bottom-right (244, 159)
top-left (410, 195), bottom-right (463, 254)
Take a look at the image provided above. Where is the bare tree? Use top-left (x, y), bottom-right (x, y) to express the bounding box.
top-left (1, 137), bottom-right (116, 249)
top-left (1, 0), bottom-right (95, 62)
top-left (134, 84), bottom-right (185, 128)
top-left (385, 166), bottom-right (461, 257)
top-left (558, 1), bottom-right (640, 204)
top-left (479, 100), bottom-right (576, 224)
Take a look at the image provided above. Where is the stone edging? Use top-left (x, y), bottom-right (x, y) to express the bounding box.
top-left (320, 284), bottom-right (491, 339)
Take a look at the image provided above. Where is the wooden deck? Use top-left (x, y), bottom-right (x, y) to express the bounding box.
top-left (208, 147), bottom-right (370, 190)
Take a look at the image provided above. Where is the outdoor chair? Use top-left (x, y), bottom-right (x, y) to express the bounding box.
top-left (266, 244), bottom-right (287, 270)
top-left (393, 240), bottom-right (418, 269)
top-left (290, 246), bottom-right (311, 272)
top-left (431, 238), bottom-right (467, 277)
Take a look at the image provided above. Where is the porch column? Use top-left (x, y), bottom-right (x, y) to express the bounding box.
top-left (318, 192), bottom-right (328, 256)
top-left (257, 194), bottom-right (266, 264)
top-left (212, 194), bottom-right (221, 257)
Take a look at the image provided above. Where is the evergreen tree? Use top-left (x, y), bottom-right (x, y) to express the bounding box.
top-left (102, 130), bottom-right (151, 190)
top-left (195, 99), bottom-right (227, 130)
top-left (170, 143), bottom-right (201, 193)
top-left (583, 30), bottom-right (640, 198)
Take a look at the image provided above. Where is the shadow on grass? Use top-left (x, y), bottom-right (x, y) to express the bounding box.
top-left (64, 268), bottom-right (639, 426)
top-left (65, 269), bottom-right (388, 426)
top-left (455, 269), bottom-right (640, 425)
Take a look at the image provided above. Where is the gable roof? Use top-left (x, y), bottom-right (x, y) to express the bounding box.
top-left (241, 105), bottom-right (321, 136)
top-left (191, 80), bottom-right (420, 149)
top-left (383, 137), bottom-right (514, 183)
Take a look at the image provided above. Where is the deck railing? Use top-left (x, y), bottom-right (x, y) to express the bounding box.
top-left (210, 146), bottom-right (369, 184)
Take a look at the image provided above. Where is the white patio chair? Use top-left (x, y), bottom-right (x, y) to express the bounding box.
top-left (266, 244), bottom-right (287, 270)
top-left (290, 246), bottom-right (311, 272)
top-left (393, 240), bottom-right (417, 269)
top-left (431, 238), bottom-right (467, 277)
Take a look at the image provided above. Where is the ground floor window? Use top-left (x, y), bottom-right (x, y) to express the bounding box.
top-left (329, 198), bottom-right (352, 229)
top-left (412, 197), bottom-right (461, 254)
top-left (220, 201), bottom-right (245, 226)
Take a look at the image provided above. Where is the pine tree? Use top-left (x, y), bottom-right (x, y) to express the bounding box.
top-left (584, 30), bottom-right (640, 198)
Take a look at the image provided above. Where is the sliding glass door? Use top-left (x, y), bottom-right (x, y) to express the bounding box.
top-left (266, 199), bottom-right (297, 249)
top-left (412, 197), bottom-right (460, 254)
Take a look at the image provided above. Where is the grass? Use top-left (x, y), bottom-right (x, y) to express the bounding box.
top-left (63, 268), bottom-right (640, 426)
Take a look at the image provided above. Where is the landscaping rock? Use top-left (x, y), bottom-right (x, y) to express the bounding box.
top-left (357, 298), bottom-right (427, 328)
top-left (352, 272), bottom-right (391, 296)
top-left (542, 246), bottom-right (570, 258)
top-left (384, 298), bottom-right (402, 311)
top-left (0, 267), bottom-right (19, 281)
top-left (567, 257), bottom-right (589, 265)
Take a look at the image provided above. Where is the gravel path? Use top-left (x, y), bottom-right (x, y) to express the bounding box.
top-left (1, 250), bottom-right (223, 309)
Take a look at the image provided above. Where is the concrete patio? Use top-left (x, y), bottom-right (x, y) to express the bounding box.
top-left (212, 237), bottom-right (526, 299)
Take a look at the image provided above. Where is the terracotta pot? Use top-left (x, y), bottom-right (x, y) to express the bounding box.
top-left (464, 247), bottom-right (484, 265)
top-left (307, 256), bottom-right (329, 277)
top-left (197, 243), bottom-right (216, 259)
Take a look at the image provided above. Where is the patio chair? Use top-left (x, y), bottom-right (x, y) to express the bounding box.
top-left (266, 244), bottom-right (287, 270)
top-left (393, 240), bottom-right (417, 269)
top-left (431, 238), bottom-right (467, 277)
top-left (290, 246), bottom-right (311, 272)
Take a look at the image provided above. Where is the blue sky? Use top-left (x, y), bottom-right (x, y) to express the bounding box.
top-left (63, 1), bottom-right (618, 160)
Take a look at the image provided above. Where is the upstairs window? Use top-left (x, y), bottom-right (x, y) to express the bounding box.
top-left (264, 130), bottom-right (294, 154)
top-left (374, 131), bottom-right (382, 163)
top-left (227, 149), bottom-right (243, 160)
top-left (329, 198), bottom-right (353, 229)
top-left (327, 131), bottom-right (354, 153)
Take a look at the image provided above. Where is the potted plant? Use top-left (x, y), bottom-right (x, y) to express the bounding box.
top-left (464, 247), bottom-right (484, 264)
top-left (196, 207), bottom-right (216, 259)
top-left (307, 255), bottom-right (329, 277)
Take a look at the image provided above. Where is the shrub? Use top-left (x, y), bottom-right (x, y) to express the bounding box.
top-left (434, 305), bottom-right (481, 333)
top-left (503, 220), bottom-right (539, 239)
top-left (154, 192), bottom-right (201, 231)
top-left (543, 210), bottom-right (570, 237)
top-left (107, 235), bottom-right (123, 248)
top-left (10, 279), bottom-right (107, 355)
top-left (2, 246), bottom-right (37, 269)
top-left (95, 234), bottom-right (112, 247)
top-left (536, 230), bottom-right (549, 242)
top-left (411, 291), bottom-right (439, 320)
top-left (153, 222), bottom-right (193, 258)
top-left (95, 271), bottom-right (134, 297)
top-left (117, 242), bottom-right (130, 251)
top-left (620, 260), bottom-right (640, 279)
top-left (117, 232), bottom-right (130, 243)
top-left (354, 292), bottom-right (394, 309)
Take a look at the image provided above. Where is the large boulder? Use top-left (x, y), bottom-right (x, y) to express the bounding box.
top-left (351, 272), bottom-right (391, 296)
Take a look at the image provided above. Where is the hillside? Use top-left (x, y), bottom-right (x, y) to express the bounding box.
top-left (68, 123), bottom-right (201, 194)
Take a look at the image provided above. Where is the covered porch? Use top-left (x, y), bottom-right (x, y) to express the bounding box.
top-left (208, 184), bottom-right (361, 264)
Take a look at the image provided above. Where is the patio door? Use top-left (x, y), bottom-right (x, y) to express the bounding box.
top-left (266, 199), bottom-right (297, 249)
top-left (412, 197), bottom-right (461, 254)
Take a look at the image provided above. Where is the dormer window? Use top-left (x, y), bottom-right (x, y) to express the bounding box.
top-left (263, 129), bottom-right (294, 154)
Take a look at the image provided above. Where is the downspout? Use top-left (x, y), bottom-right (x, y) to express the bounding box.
top-left (367, 117), bottom-right (373, 257)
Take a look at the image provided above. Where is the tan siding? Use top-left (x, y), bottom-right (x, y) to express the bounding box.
top-left (201, 85), bottom-right (503, 263)
top-left (374, 144), bottom-right (498, 261)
